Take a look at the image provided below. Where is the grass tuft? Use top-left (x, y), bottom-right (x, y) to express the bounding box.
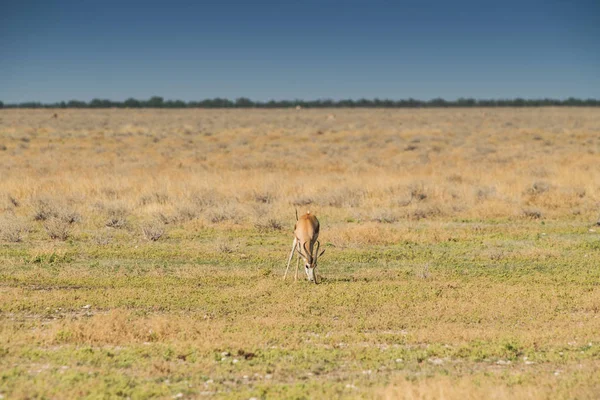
top-left (44, 217), bottom-right (71, 240)
top-left (0, 215), bottom-right (29, 242)
top-left (141, 221), bottom-right (166, 241)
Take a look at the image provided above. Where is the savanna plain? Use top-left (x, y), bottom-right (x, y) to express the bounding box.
top-left (1, 108), bottom-right (600, 399)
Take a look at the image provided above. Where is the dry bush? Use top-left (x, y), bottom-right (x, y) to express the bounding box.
top-left (446, 174), bottom-right (464, 183)
top-left (33, 197), bottom-right (81, 224)
top-left (410, 205), bottom-right (443, 220)
top-left (216, 241), bottom-right (235, 254)
top-left (155, 212), bottom-right (175, 225)
top-left (371, 211), bottom-right (398, 224)
top-left (416, 263), bottom-right (431, 280)
top-left (409, 182), bottom-right (429, 202)
top-left (525, 181), bottom-right (551, 196)
top-left (317, 187), bottom-right (363, 208)
top-left (104, 203), bottom-right (129, 229)
top-left (0, 193), bottom-right (19, 212)
top-left (93, 231), bottom-right (113, 246)
top-left (252, 191), bottom-right (275, 204)
top-left (291, 195), bottom-right (314, 206)
top-left (173, 205), bottom-right (198, 222)
top-left (255, 218), bottom-right (284, 232)
top-left (105, 216), bottom-right (127, 229)
top-left (33, 198), bottom-right (56, 221)
top-left (0, 215), bottom-right (29, 242)
top-left (44, 217), bottom-right (71, 240)
top-left (475, 186), bottom-right (497, 201)
top-left (190, 190), bottom-right (224, 208)
top-left (522, 208), bottom-right (543, 219)
top-left (139, 191), bottom-right (170, 206)
top-left (156, 204), bottom-right (198, 225)
top-left (205, 205), bottom-right (243, 224)
top-left (141, 221), bottom-right (166, 241)
top-left (59, 209), bottom-right (81, 224)
top-left (214, 238), bottom-right (242, 254)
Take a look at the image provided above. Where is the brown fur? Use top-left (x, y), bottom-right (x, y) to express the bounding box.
top-left (294, 212), bottom-right (320, 264)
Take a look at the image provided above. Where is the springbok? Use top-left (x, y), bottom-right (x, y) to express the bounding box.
top-left (284, 211), bottom-right (325, 283)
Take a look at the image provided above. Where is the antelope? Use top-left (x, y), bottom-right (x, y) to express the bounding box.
top-left (284, 210), bottom-right (325, 283)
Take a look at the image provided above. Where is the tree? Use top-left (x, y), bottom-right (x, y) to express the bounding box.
top-left (90, 98), bottom-right (113, 108)
top-left (429, 98), bottom-right (448, 107)
top-left (2, 97), bottom-right (600, 109)
top-left (67, 100), bottom-right (87, 108)
top-left (124, 98), bottom-right (141, 108)
top-left (147, 96), bottom-right (164, 107)
top-left (235, 97), bottom-right (253, 107)
top-left (457, 98), bottom-right (476, 107)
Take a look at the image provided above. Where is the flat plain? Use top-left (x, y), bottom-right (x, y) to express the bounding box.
top-left (1, 108), bottom-right (600, 399)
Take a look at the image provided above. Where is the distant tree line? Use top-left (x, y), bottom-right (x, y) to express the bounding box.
top-left (1, 96), bottom-right (599, 109)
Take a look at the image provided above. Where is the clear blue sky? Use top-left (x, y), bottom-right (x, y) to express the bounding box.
top-left (1, 0), bottom-right (599, 103)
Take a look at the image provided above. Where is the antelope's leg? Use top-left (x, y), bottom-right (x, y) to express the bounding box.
top-left (284, 238), bottom-right (297, 280)
top-left (295, 252), bottom-right (300, 281)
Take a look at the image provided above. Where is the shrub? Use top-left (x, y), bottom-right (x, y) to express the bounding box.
top-left (33, 198), bottom-right (81, 224)
top-left (44, 218), bottom-right (71, 240)
top-left (93, 232), bottom-right (112, 246)
top-left (409, 183), bottom-right (428, 202)
top-left (141, 221), bottom-right (165, 241)
top-left (475, 186), bottom-right (496, 201)
top-left (33, 198), bottom-right (56, 221)
top-left (0, 216), bottom-right (29, 242)
top-left (105, 203), bottom-right (129, 229)
top-left (255, 218), bottom-right (284, 232)
top-left (292, 196), bottom-right (313, 206)
top-left (106, 216), bottom-right (128, 229)
top-left (526, 181), bottom-right (550, 196)
top-left (157, 206), bottom-right (198, 225)
top-left (139, 192), bottom-right (170, 206)
top-left (522, 208), bottom-right (542, 219)
top-left (253, 191), bottom-right (275, 204)
top-left (371, 211), bottom-right (398, 224)
top-left (410, 205), bottom-right (442, 220)
top-left (317, 188), bottom-right (363, 208)
top-left (206, 205), bottom-right (241, 224)
top-left (215, 238), bottom-right (241, 254)
top-left (174, 206), bottom-right (198, 222)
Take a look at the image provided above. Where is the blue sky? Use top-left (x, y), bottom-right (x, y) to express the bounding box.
top-left (1, 0), bottom-right (599, 102)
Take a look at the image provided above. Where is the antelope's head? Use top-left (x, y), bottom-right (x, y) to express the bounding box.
top-left (303, 240), bottom-right (326, 284)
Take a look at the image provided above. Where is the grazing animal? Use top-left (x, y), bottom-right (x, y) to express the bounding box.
top-left (284, 211), bottom-right (325, 283)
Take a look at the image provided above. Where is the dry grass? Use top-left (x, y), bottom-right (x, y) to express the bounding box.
top-left (1, 108), bottom-right (600, 399)
top-left (0, 215), bottom-right (29, 242)
top-left (141, 220), bottom-right (166, 241)
top-left (43, 217), bottom-right (71, 240)
top-left (0, 108), bottom-right (598, 230)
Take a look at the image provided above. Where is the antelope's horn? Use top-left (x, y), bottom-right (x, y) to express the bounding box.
top-left (295, 242), bottom-right (304, 258)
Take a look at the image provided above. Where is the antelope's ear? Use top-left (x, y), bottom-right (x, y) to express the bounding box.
top-left (319, 249), bottom-right (326, 257)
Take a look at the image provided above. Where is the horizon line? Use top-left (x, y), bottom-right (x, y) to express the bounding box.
top-left (2, 96), bottom-right (599, 108)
